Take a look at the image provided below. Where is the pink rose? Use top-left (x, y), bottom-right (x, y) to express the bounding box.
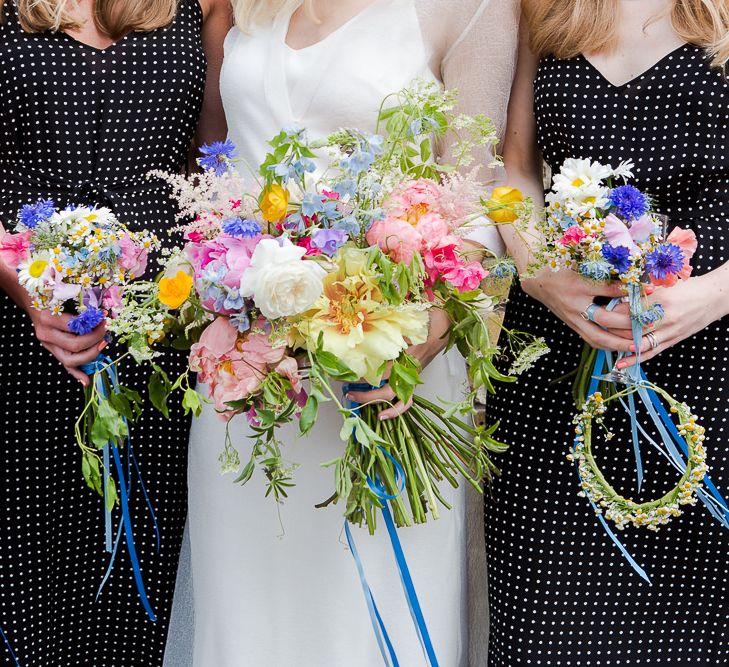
top-left (443, 261), bottom-right (487, 292)
top-left (117, 233), bottom-right (149, 277)
top-left (0, 231), bottom-right (32, 270)
top-left (366, 217), bottom-right (423, 264)
top-left (559, 225), bottom-right (587, 246)
top-left (422, 237), bottom-right (462, 286)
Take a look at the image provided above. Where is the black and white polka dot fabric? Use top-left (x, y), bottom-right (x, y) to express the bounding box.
top-left (484, 45), bottom-right (729, 666)
top-left (0, 1), bottom-right (205, 664)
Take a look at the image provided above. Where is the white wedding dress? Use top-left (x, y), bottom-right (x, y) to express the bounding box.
top-left (164, 2), bottom-right (518, 665)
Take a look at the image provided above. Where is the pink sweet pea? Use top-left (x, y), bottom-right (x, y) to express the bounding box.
top-left (651, 226), bottom-right (698, 287)
top-left (559, 225), bottom-right (587, 246)
top-left (603, 213), bottom-right (655, 252)
top-left (101, 285), bottom-right (123, 316)
top-left (117, 233), bottom-right (149, 277)
top-left (0, 231), bottom-right (32, 270)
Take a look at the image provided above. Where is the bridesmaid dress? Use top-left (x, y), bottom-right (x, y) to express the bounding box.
top-left (0, 1), bottom-right (206, 664)
top-left (165, 1), bottom-right (519, 665)
top-left (485, 45), bottom-right (729, 666)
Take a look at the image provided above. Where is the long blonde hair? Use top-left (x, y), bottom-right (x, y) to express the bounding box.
top-left (2, 0), bottom-right (178, 38)
top-left (525, 0), bottom-right (729, 67)
top-left (232, 0), bottom-right (316, 31)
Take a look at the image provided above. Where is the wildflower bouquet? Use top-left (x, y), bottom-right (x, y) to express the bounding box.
top-left (539, 158), bottom-right (726, 551)
top-left (121, 82), bottom-right (547, 532)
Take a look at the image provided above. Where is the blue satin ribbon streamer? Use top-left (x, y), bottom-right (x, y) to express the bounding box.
top-left (0, 624), bottom-right (21, 667)
top-left (342, 383), bottom-right (440, 667)
top-left (82, 354), bottom-right (158, 621)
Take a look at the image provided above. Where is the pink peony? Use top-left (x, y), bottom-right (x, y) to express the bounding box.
top-left (117, 233), bottom-right (149, 277)
top-left (416, 212), bottom-right (450, 242)
top-left (366, 217), bottom-right (423, 264)
top-left (386, 179), bottom-right (443, 224)
top-left (443, 261), bottom-right (487, 292)
top-left (559, 225), bottom-right (587, 246)
top-left (0, 231), bottom-right (32, 270)
top-left (240, 328), bottom-right (286, 367)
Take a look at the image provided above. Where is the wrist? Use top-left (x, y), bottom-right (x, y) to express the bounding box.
top-left (706, 264), bottom-right (729, 319)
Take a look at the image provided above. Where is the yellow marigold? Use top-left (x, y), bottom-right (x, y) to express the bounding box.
top-left (486, 186), bottom-right (524, 224)
top-left (159, 271), bottom-right (193, 309)
top-left (260, 184), bottom-right (290, 223)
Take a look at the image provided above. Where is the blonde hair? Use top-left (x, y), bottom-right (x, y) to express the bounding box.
top-left (525, 0), bottom-right (729, 67)
top-left (232, 0), bottom-right (316, 31)
top-left (2, 0), bottom-right (178, 38)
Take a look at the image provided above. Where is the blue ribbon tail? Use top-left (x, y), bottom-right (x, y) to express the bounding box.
top-left (344, 522), bottom-right (399, 667)
top-left (103, 443), bottom-right (112, 553)
top-left (581, 349), bottom-right (651, 583)
top-left (112, 446), bottom-right (157, 621)
top-left (0, 625), bottom-right (21, 667)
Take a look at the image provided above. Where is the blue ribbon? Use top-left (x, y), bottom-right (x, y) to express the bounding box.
top-left (81, 354), bottom-right (158, 621)
top-left (0, 624), bottom-right (20, 667)
top-left (342, 384), bottom-right (440, 667)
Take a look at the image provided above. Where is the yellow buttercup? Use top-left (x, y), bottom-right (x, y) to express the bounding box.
top-left (159, 271), bottom-right (193, 310)
top-left (260, 184), bottom-right (290, 223)
top-left (487, 186), bottom-right (524, 224)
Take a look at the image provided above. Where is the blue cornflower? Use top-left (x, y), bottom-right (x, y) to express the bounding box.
top-left (230, 311), bottom-right (251, 333)
top-left (222, 218), bottom-right (262, 238)
top-left (646, 243), bottom-right (685, 281)
top-left (68, 307), bottom-right (105, 336)
top-left (609, 185), bottom-right (649, 221)
top-left (578, 259), bottom-right (613, 282)
top-left (19, 198), bottom-right (55, 229)
top-left (601, 244), bottom-right (632, 275)
top-left (638, 304), bottom-right (665, 326)
top-left (198, 140), bottom-right (237, 175)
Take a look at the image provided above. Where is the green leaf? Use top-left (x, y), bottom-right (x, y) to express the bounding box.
top-left (149, 366), bottom-right (172, 419)
top-left (234, 457), bottom-right (256, 485)
top-left (182, 388), bottom-right (203, 417)
top-left (82, 452), bottom-right (103, 496)
top-left (299, 394), bottom-right (319, 436)
top-left (105, 477), bottom-right (118, 512)
top-left (420, 138), bottom-right (432, 163)
top-left (90, 399), bottom-right (128, 448)
top-left (315, 352), bottom-right (359, 382)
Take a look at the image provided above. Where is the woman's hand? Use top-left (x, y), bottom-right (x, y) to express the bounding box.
top-left (616, 269), bottom-right (729, 369)
top-left (522, 268), bottom-right (638, 352)
top-left (29, 310), bottom-right (107, 386)
top-left (346, 308), bottom-right (452, 420)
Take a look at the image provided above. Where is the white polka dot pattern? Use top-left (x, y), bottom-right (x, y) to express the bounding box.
top-left (0, 1), bottom-right (205, 664)
top-left (484, 46), bottom-right (729, 666)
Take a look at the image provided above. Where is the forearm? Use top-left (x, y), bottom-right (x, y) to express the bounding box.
top-left (704, 260), bottom-right (729, 319)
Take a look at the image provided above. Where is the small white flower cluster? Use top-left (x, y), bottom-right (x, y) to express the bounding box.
top-left (568, 392), bottom-right (708, 532)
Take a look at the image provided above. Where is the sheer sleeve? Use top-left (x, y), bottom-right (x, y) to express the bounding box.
top-left (418, 0), bottom-right (520, 250)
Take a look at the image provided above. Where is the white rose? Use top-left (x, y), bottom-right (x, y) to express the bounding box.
top-left (240, 238), bottom-right (326, 319)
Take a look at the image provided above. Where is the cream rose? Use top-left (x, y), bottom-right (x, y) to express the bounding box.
top-left (240, 238), bottom-right (326, 320)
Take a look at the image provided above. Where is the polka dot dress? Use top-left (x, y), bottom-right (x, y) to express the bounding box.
top-left (484, 46), bottom-right (729, 666)
top-left (0, 1), bottom-right (205, 664)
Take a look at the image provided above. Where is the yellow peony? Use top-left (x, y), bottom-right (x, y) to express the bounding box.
top-left (260, 184), bottom-right (290, 223)
top-left (159, 271), bottom-right (193, 309)
top-left (294, 248), bottom-right (429, 385)
top-left (486, 186), bottom-right (524, 224)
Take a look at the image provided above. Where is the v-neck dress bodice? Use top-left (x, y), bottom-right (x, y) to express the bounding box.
top-left (221, 0), bottom-right (433, 171)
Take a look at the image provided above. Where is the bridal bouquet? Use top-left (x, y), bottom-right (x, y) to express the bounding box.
top-left (118, 81), bottom-right (547, 531)
top-left (538, 159), bottom-right (726, 552)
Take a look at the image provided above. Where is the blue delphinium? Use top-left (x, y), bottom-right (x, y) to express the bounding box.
top-left (230, 311), bottom-right (251, 333)
top-left (68, 307), bottom-right (105, 335)
top-left (578, 259), bottom-right (613, 281)
top-left (333, 179), bottom-right (357, 199)
top-left (301, 193), bottom-right (327, 218)
top-left (268, 162), bottom-right (296, 183)
top-left (332, 216), bottom-right (360, 237)
top-left (222, 218), bottom-right (261, 238)
top-left (19, 198), bottom-right (55, 229)
top-left (601, 244), bottom-right (632, 275)
top-left (646, 243), bottom-right (684, 281)
top-left (198, 140), bottom-right (236, 175)
top-left (609, 185), bottom-right (649, 221)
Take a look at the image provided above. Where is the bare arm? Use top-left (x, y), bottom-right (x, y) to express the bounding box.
top-left (196, 0), bottom-right (232, 146)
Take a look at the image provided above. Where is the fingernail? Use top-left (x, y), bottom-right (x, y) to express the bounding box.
top-left (345, 394), bottom-right (352, 401)
top-left (379, 414), bottom-right (389, 421)
top-left (646, 285), bottom-right (655, 295)
top-left (98, 341), bottom-right (108, 352)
